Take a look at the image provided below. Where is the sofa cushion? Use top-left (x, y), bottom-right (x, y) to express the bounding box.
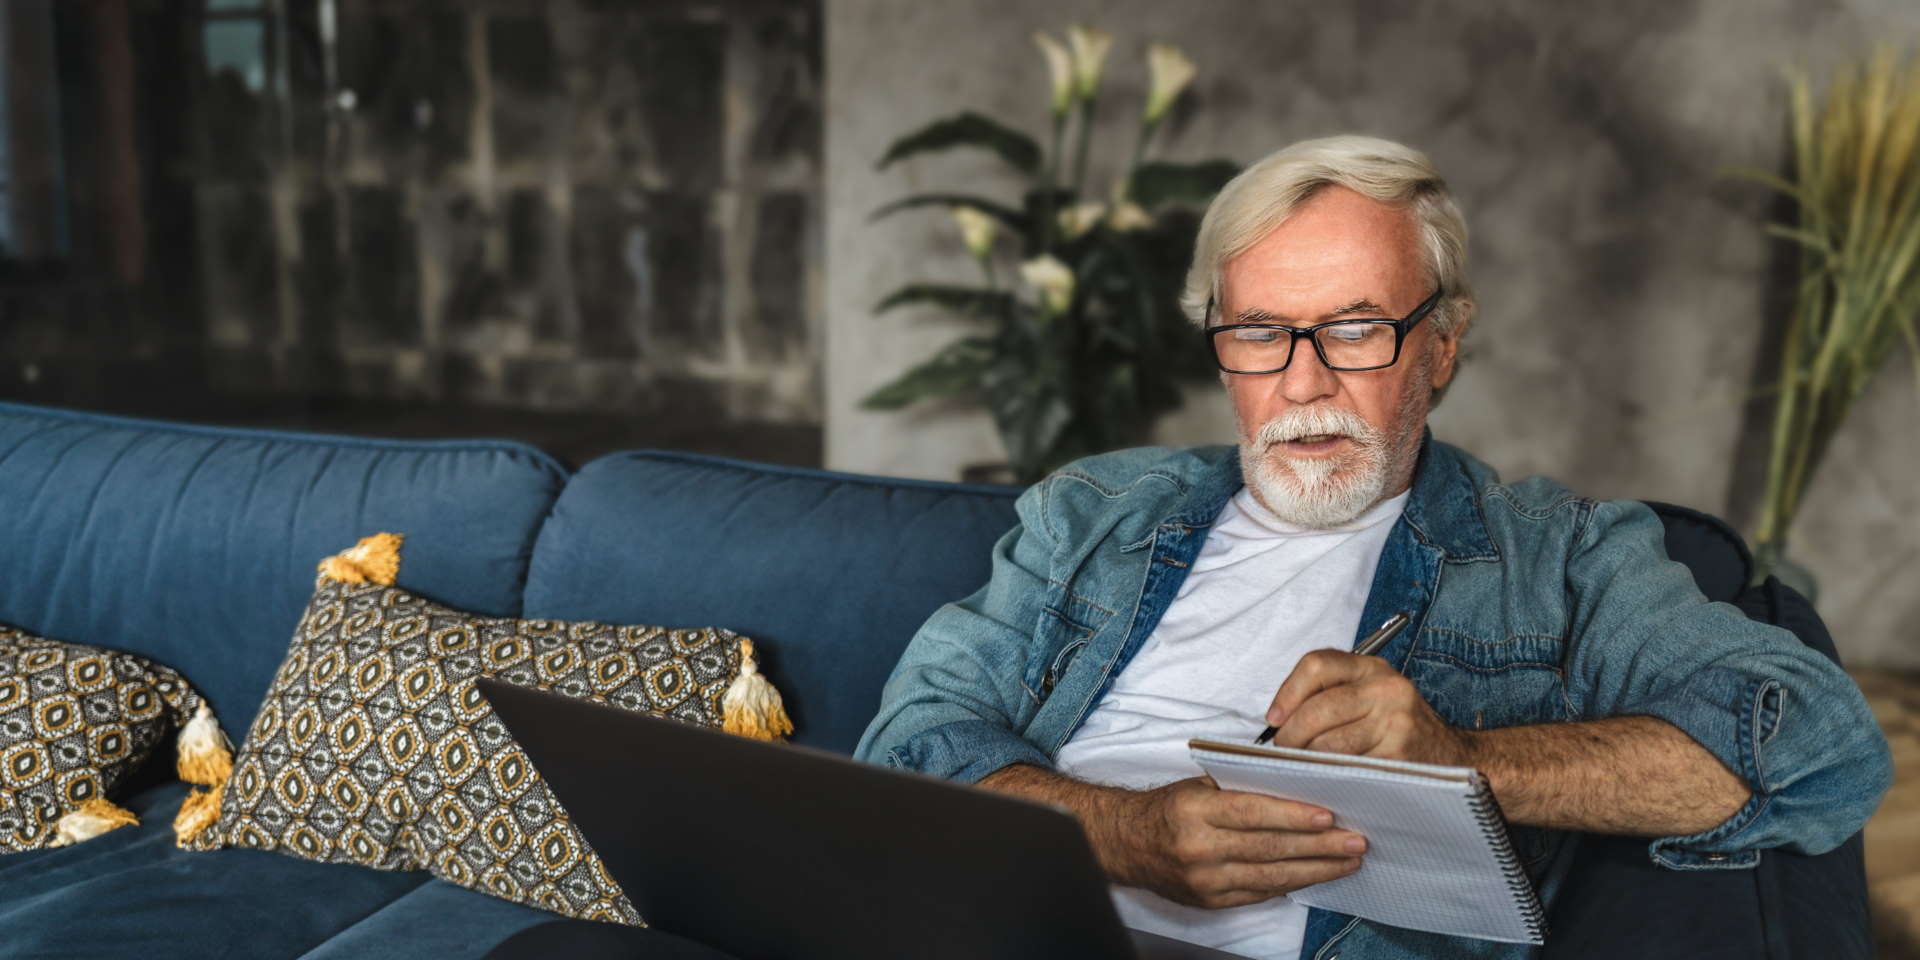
top-left (0, 779), bottom-right (430, 958)
top-left (0, 402), bottom-right (569, 741)
top-left (201, 571), bottom-right (780, 925)
top-left (300, 881), bottom-right (743, 960)
top-left (524, 451), bottom-right (1021, 754)
top-left (0, 624), bottom-right (211, 850)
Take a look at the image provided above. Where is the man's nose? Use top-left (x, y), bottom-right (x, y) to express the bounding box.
top-left (1276, 339), bottom-right (1339, 404)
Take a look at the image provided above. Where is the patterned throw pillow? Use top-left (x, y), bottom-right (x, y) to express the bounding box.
top-left (191, 570), bottom-right (788, 924)
top-left (0, 625), bottom-right (228, 851)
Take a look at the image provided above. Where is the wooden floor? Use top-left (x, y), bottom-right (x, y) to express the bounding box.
top-left (1859, 667), bottom-right (1920, 959)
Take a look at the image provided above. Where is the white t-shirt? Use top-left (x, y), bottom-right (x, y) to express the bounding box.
top-left (1052, 486), bottom-right (1408, 960)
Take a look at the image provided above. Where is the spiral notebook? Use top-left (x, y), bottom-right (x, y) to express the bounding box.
top-left (1188, 739), bottom-right (1546, 945)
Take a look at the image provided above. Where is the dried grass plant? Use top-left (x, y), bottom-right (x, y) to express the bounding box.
top-left (1731, 48), bottom-right (1920, 579)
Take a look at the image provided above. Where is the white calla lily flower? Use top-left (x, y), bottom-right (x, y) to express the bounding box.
top-left (950, 206), bottom-right (997, 259)
top-left (1107, 201), bottom-right (1154, 233)
top-left (1033, 32), bottom-right (1074, 114)
top-left (1067, 25), bottom-right (1114, 100)
top-left (1020, 255), bottom-right (1076, 317)
top-left (1144, 43), bottom-right (1197, 124)
top-left (1056, 202), bottom-right (1107, 241)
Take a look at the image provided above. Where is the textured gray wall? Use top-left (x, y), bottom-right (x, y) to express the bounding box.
top-left (825, 0), bottom-right (1920, 667)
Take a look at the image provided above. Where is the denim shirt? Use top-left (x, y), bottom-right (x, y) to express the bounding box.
top-left (855, 436), bottom-right (1892, 959)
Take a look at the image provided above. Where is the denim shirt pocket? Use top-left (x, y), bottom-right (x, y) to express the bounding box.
top-left (1021, 585), bottom-right (1116, 706)
top-left (1405, 624), bottom-right (1572, 728)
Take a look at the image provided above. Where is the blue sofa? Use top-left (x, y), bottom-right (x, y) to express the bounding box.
top-left (0, 400), bottom-right (1019, 958)
top-left (0, 401), bottom-right (1869, 959)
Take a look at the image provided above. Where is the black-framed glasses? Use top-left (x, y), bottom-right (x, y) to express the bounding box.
top-left (1205, 288), bottom-right (1443, 374)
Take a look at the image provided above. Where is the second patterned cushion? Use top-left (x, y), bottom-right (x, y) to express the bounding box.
top-left (191, 561), bottom-right (788, 925)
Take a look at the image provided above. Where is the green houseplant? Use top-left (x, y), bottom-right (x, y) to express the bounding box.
top-left (862, 27), bottom-right (1237, 483)
top-left (1732, 48), bottom-right (1920, 586)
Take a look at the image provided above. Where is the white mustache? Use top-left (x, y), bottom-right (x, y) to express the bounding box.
top-left (1253, 406), bottom-right (1382, 450)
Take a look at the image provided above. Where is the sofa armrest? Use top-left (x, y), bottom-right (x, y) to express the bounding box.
top-left (1545, 511), bottom-right (1872, 959)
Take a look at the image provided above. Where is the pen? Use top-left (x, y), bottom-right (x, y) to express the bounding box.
top-left (1253, 611), bottom-right (1410, 746)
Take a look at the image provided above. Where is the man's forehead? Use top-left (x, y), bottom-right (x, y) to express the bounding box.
top-left (1216, 193), bottom-right (1427, 323)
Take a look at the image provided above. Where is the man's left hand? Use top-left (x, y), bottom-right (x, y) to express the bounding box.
top-left (1265, 649), bottom-right (1473, 766)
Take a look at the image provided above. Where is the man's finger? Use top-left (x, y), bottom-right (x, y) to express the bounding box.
top-left (1271, 682), bottom-right (1372, 751)
top-left (1266, 649), bottom-right (1376, 727)
top-left (1203, 789), bottom-right (1335, 832)
top-left (1298, 717), bottom-right (1382, 757)
top-left (1212, 825), bottom-right (1368, 863)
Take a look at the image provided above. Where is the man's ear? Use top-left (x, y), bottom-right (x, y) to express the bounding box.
top-left (1429, 312), bottom-right (1469, 389)
top-left (1430, 333), bottom-right (1460, 389)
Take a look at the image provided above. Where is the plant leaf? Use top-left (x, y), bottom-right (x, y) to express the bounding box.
top-left (982, 356), bottom-right (1071, 482)
top-left (1762, 223), bottom-right (1836, 256)
top-left (876, 112), bottom-right (1041, 174)
top-left (1720, 165), bottom-right (1805, 200)
top-left (859, 337), bottom-right (994, 410)
top-left (873, 284), bottom-right (1014, 317)
top-left (1130, 160), bottom-right (1240, 209)
top-left (869, 193), bottom-right (1028, 230)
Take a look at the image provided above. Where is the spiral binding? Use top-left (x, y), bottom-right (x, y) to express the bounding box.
top-left (1466, 772), bottom-right (1549, 943)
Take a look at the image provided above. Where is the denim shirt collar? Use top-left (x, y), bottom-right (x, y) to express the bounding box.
top-left (1399, 430), bottom-right (1499, 562)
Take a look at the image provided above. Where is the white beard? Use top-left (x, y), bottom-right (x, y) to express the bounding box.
top-left (1237, 360), bottom-right (1431, 528)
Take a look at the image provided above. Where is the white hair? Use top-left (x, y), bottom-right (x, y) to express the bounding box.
top-left (1181, 135), bottom-right (1476, 342)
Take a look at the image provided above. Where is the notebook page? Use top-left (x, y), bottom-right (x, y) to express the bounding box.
top-left (1190, 741), bottom-right (1542, 945)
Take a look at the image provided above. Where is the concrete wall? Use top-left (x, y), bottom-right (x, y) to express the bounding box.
top-left (2, 0), bottom-right (822, 437)
top-left (824, 0), bottom-right (1920, 667)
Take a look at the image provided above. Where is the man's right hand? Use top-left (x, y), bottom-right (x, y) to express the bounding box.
top-left (979, 765), bottom-right (1365, 909)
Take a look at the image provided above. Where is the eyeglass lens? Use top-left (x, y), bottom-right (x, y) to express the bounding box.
top-left (1215, 321), bottom-right (1397, 373)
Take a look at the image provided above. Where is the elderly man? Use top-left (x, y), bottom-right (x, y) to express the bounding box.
top-left (854, 135), bottom-right (1891, 959)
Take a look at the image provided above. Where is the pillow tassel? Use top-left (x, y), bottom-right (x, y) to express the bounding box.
top-left (721, 639), bottom-right (792, 742)
top-left (172, 702), bottom-right (234, 848)
top-left (317, 532), bottom-right (404, 586)
top-left (175, 702), bottom-right (233, 786)
top-left (49, 796), bottom-right (139, 847)
top-left (172, 783), bottom-right (224, 849)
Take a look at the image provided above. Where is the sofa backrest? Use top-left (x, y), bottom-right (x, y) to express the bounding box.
top-left (0, 402), bottom-right (568, 738)
top-left (523, 451), bottom-right (1021, 754)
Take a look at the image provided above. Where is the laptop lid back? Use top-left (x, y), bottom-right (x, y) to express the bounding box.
top-left (478, 679), bottom-right (1138, 960)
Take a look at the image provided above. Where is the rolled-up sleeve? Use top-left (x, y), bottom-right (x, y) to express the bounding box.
top-left (1562, 499), bottom-right (1892, 868)
top-left (853, 482), bottom-right (1057, 784)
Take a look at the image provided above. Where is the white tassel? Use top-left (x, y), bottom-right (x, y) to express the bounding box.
top-left (176, 702), bottom-right (232, 786)
top-left (50, 797), bottom-right (138, 847)
top-left (721, 639), bottom-right (792, 742)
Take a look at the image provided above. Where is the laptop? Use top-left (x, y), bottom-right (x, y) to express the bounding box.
top-left (478, 678), bottom-right (1245, 960)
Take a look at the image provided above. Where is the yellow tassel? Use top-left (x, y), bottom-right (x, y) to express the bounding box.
top-left (173, 784), bottom-right (223, 849)
top-left (317, 532), bottom-right (404, 585)
top-left (721, 638), bottom-right (792, 742)
top-left (49, 796), bottom-right (139, 847)
top-left (176, 702), bottom-right (233, 786)
top-left (172, 702), bottom-right (233, 848)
